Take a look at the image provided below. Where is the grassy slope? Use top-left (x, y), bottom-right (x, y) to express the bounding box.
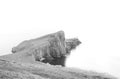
top-left (0, 59), bottom-right (117, 79)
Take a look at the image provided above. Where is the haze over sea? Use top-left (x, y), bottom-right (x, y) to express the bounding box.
top-left (0, 0), bottom-right (120, 78)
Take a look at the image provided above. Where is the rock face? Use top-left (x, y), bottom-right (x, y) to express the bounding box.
top-left (0, 31), bottom-right (117, 79)
top-left (11, 31), bottom-right (81, 66)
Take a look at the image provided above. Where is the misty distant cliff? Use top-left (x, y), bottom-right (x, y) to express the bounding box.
top-left (0, 31), bottom-right (117, 79)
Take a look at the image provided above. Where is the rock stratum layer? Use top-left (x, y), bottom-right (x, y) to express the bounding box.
top-left (0, 31), bottom-right (117, 79)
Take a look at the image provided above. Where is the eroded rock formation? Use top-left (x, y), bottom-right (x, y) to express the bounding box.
top-left (11, 31), bottom-right (81, 66)
top-left (0, 31), bottom-right (117, 79)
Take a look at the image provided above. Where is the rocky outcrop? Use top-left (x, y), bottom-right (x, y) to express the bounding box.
top-left (10, 31), bottom-right (81, 66)
top-left (0, 31), bottom-right (117, 79)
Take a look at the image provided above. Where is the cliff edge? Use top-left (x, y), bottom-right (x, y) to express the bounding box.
top-left (0, 31), bottom-right (117, 79)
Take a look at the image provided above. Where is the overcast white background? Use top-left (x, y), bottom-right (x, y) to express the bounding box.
top-left (0, 0), bottom-right (120, 78)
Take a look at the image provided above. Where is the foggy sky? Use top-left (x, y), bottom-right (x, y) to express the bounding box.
top-left (0, 0), bottom-right (120, 78)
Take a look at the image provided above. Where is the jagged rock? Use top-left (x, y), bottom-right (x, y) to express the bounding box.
top-left (66, 38), bottom-right (81, 54)
top-left (0, 31), bottom-right (117, 79)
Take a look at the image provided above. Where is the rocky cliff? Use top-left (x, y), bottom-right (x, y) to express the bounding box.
top-left (0, 31), bottom-right (117, 79)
